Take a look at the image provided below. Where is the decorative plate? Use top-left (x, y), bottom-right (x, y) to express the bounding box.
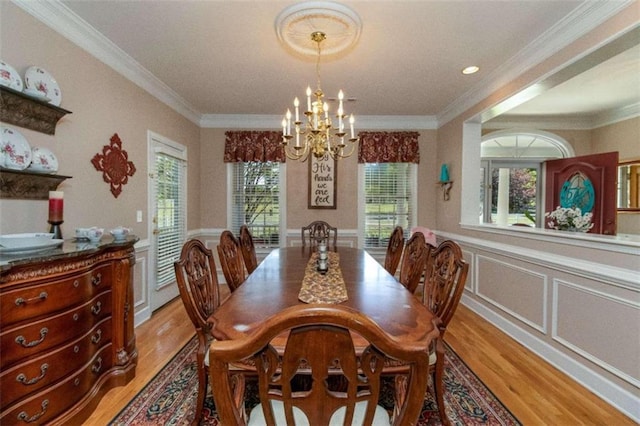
top-left (24, 66), bottom-right (61, 106)
top-left (28, 146), bottom-right (58, 174)
top-left (0, 239), bottom-right (63, 255)
top-left (23, 88), bottom-right (50, 102)
top-left (1, 126), bottom-right (32, 170)
top-left (0, 60), bottom-right (23, 91)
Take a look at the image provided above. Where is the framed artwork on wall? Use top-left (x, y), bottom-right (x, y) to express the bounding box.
top-left (308, 152), bottom-right (337, 209)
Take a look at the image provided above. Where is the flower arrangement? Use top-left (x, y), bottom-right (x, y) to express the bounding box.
top-left (545, 206), bottom-right (593, 232)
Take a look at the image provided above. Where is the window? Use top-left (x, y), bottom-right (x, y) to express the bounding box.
top-left (361, 163), bottom-right (417, 248)
top-left (154, 150), bottom-right (186, 287)
top-left (229, 162), bottom-right (285, 247)
top-left (480, 131), bottom-right (572, 227)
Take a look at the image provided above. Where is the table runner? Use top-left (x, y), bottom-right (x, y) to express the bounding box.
top-left (298, 251), bottom-right (348, 304)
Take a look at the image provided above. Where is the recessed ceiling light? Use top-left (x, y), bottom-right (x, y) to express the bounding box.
top-left (462, 65), bottom-right (479, 75)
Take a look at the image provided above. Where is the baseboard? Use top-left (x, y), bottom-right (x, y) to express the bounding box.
top-left (134, 305), bottom-right (151, 328)
top-left (461, 295), bottom-right (640, 423)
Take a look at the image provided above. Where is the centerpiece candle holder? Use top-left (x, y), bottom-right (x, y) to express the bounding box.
top-left (316, 238), bottom-right (329, 274)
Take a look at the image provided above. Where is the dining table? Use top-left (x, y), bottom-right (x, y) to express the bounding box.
top-left (208, 246), bottom-right (439, 351)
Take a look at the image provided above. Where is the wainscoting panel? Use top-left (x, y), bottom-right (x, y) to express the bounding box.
top-left (133, 241), bottom-right (150, 327)
top-left (476, 254), bottom-right (548, 334)
top-left (553, 278), bottom-right (640, 388)
top-left (439, 230), bottom-right (640, 422)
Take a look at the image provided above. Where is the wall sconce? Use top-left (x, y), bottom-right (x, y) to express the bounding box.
top-left (437, 164), bottom-right (453, 201)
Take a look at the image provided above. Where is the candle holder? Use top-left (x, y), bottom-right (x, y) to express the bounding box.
top-left (437, 180), bottom-right (453, 201)
top-left (48, 220), bottom-right (63, 239)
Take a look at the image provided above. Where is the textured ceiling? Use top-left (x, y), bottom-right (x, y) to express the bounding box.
top-left (28, 1), bottom-right (637, 126)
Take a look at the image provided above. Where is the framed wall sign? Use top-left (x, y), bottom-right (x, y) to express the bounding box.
top-left (308, 152), bottom-right (337, 209)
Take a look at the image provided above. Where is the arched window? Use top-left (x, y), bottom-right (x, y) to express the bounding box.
top-left (480, 130), bottom-right (574, 227)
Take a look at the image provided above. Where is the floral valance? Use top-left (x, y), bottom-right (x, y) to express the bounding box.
top-left (223, 131), bottom-right (285, 163)
top-left (357, 131), bottom-right (420, 163)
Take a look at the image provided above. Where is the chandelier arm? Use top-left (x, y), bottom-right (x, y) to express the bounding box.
top-left (281, 31), bottom-right (357, 162)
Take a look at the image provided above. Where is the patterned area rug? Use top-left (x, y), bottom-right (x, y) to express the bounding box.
top-left (111, 337), bottom-right (520, 425)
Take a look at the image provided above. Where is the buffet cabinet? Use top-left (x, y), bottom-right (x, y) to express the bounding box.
top-left (0, 239), bottom-right (137, 425)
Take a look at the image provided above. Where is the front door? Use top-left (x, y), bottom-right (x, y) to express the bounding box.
top-left (544, 151), bottom-right (618, 235)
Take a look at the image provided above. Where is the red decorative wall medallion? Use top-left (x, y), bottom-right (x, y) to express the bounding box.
top-left (91, 133), bottom-right (136, 198)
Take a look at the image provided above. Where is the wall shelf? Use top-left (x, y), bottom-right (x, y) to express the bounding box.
top-left (0, 86), bottom-right (72, 135)
top-left (0, 169), bottom-right (71, 200)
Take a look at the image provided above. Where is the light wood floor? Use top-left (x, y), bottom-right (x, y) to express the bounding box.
top-left (84, 297), bottom-right (634, 425)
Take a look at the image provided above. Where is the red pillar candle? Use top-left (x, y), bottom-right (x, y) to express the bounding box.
top-left (48, 191), bottom-right (64, 222)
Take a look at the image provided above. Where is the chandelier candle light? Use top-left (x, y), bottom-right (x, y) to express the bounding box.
top-left (281, 31), bottom-right (358, 161)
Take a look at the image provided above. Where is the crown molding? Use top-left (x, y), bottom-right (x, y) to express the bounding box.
top-left (437, 1), bottom-right (635, 127)
top-left (12, 0), bottom-right (634, 131)
top-left (201, 114), bottom-right (438, 130)
top-left (482, 102), bottom-right (640, 131)
top-left (12, 0), bottom-right (202, 125)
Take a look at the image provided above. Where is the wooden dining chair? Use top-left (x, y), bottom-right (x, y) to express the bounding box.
top-left (384, 226), bottom-right (405, 276)
top-left (423, 239), bottom-right (469, 426)
top-left (173, 239), bottom-right (221, 425)
top-left (238, 224), bottom-right (258, 274)
top-left (301, 220), bottom-right (337, 250)
top-left (398, 231), bottom-right (429, 293)
top-left (209, 304), bottom-right (432, 426)
top-left (217, 230), bottom-right (247, 292)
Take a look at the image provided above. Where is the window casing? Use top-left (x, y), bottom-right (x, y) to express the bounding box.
top-left (229, 162), bottom-right (285, 248)
top-left (360, 163), bottom-right (417, 248)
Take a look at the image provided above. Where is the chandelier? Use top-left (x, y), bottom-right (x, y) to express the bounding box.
top-left (280, 31), bottom-right (358, 162)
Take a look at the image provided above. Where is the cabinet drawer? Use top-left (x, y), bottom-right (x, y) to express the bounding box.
top-left (1, 291), bottom-right (112, 369)
top-left (1, 265), bottom-right (112, 326)
top-left (1, 318), bottom-right (112, 407)
top-left (0, 344), bottom-right (113, 425)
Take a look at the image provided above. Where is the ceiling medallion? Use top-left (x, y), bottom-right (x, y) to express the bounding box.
top-left (275, 1), bottom-right (362, 57)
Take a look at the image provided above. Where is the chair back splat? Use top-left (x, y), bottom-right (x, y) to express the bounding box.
top-left (301, 220), bottom-right (338, 250)
top-left (217, 230), bottom-right (247, 292)
top-left (173, 239), bottom-right (221, 424)
top-left (423, 239), bottom-right (469, 330)
top-left (209, 305), bottom-right (436, 426)
top-left (398, 231), bottom-right (429, 294)
top-left (238, 224), bottom-right (258, 274)
top-left (384, 226), bottom-right (405, 275)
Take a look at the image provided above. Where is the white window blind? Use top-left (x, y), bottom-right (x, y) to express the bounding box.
top-left (155, 152), bottom-right (186, 287)
top-left (363, 163), bottom-right (416, 248)
top-left (230, 162), bottom-right (281, 248)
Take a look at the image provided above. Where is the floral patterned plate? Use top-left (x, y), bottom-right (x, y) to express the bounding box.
top-left (24, 66), bottom-right (61, 106)
top-left (28, 146), bottom-right (58, 174)
top-left (1, 126), bottom-right (32, 170)
top-left (0, 60), bottom-right (23, 91)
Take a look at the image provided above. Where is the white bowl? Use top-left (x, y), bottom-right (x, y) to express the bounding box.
top-left (110, 227), bottom-right (130, 240)
top-left (87, 227), bottom-right (104, 242)
top-left (0, 233), bottom-right (54, 249)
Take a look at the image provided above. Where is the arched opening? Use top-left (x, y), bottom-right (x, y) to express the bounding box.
top-left (480, 130), bottom-right (574, 227)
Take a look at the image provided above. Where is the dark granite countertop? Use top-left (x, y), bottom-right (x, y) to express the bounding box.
top-left (0, 235), bottom-right (138, 271)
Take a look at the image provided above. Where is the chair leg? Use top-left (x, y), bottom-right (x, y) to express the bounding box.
top-left (193, 352), bottom-right (206, 426)
top-left (434, 338), bottom-right (451, 426)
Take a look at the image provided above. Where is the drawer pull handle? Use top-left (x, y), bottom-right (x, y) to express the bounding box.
top-left (91, 329), bottom-right (102, 344)
top-left (15, 292), bottom-right (48, 306)
top-left (73, 279), bottom-right (80, 288)
top-left (92, 273), bottom-right (102, 286)
top-left (16, 364), bottom-right (49, 385)
top-left (92, 357), bottom-right (103, 373)
top-left (15, 328), bottom-right (48, 348)
top-left (17, 399), bottom-right (48, 423)
top-left (91, 301), bottom-right (102, 315)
